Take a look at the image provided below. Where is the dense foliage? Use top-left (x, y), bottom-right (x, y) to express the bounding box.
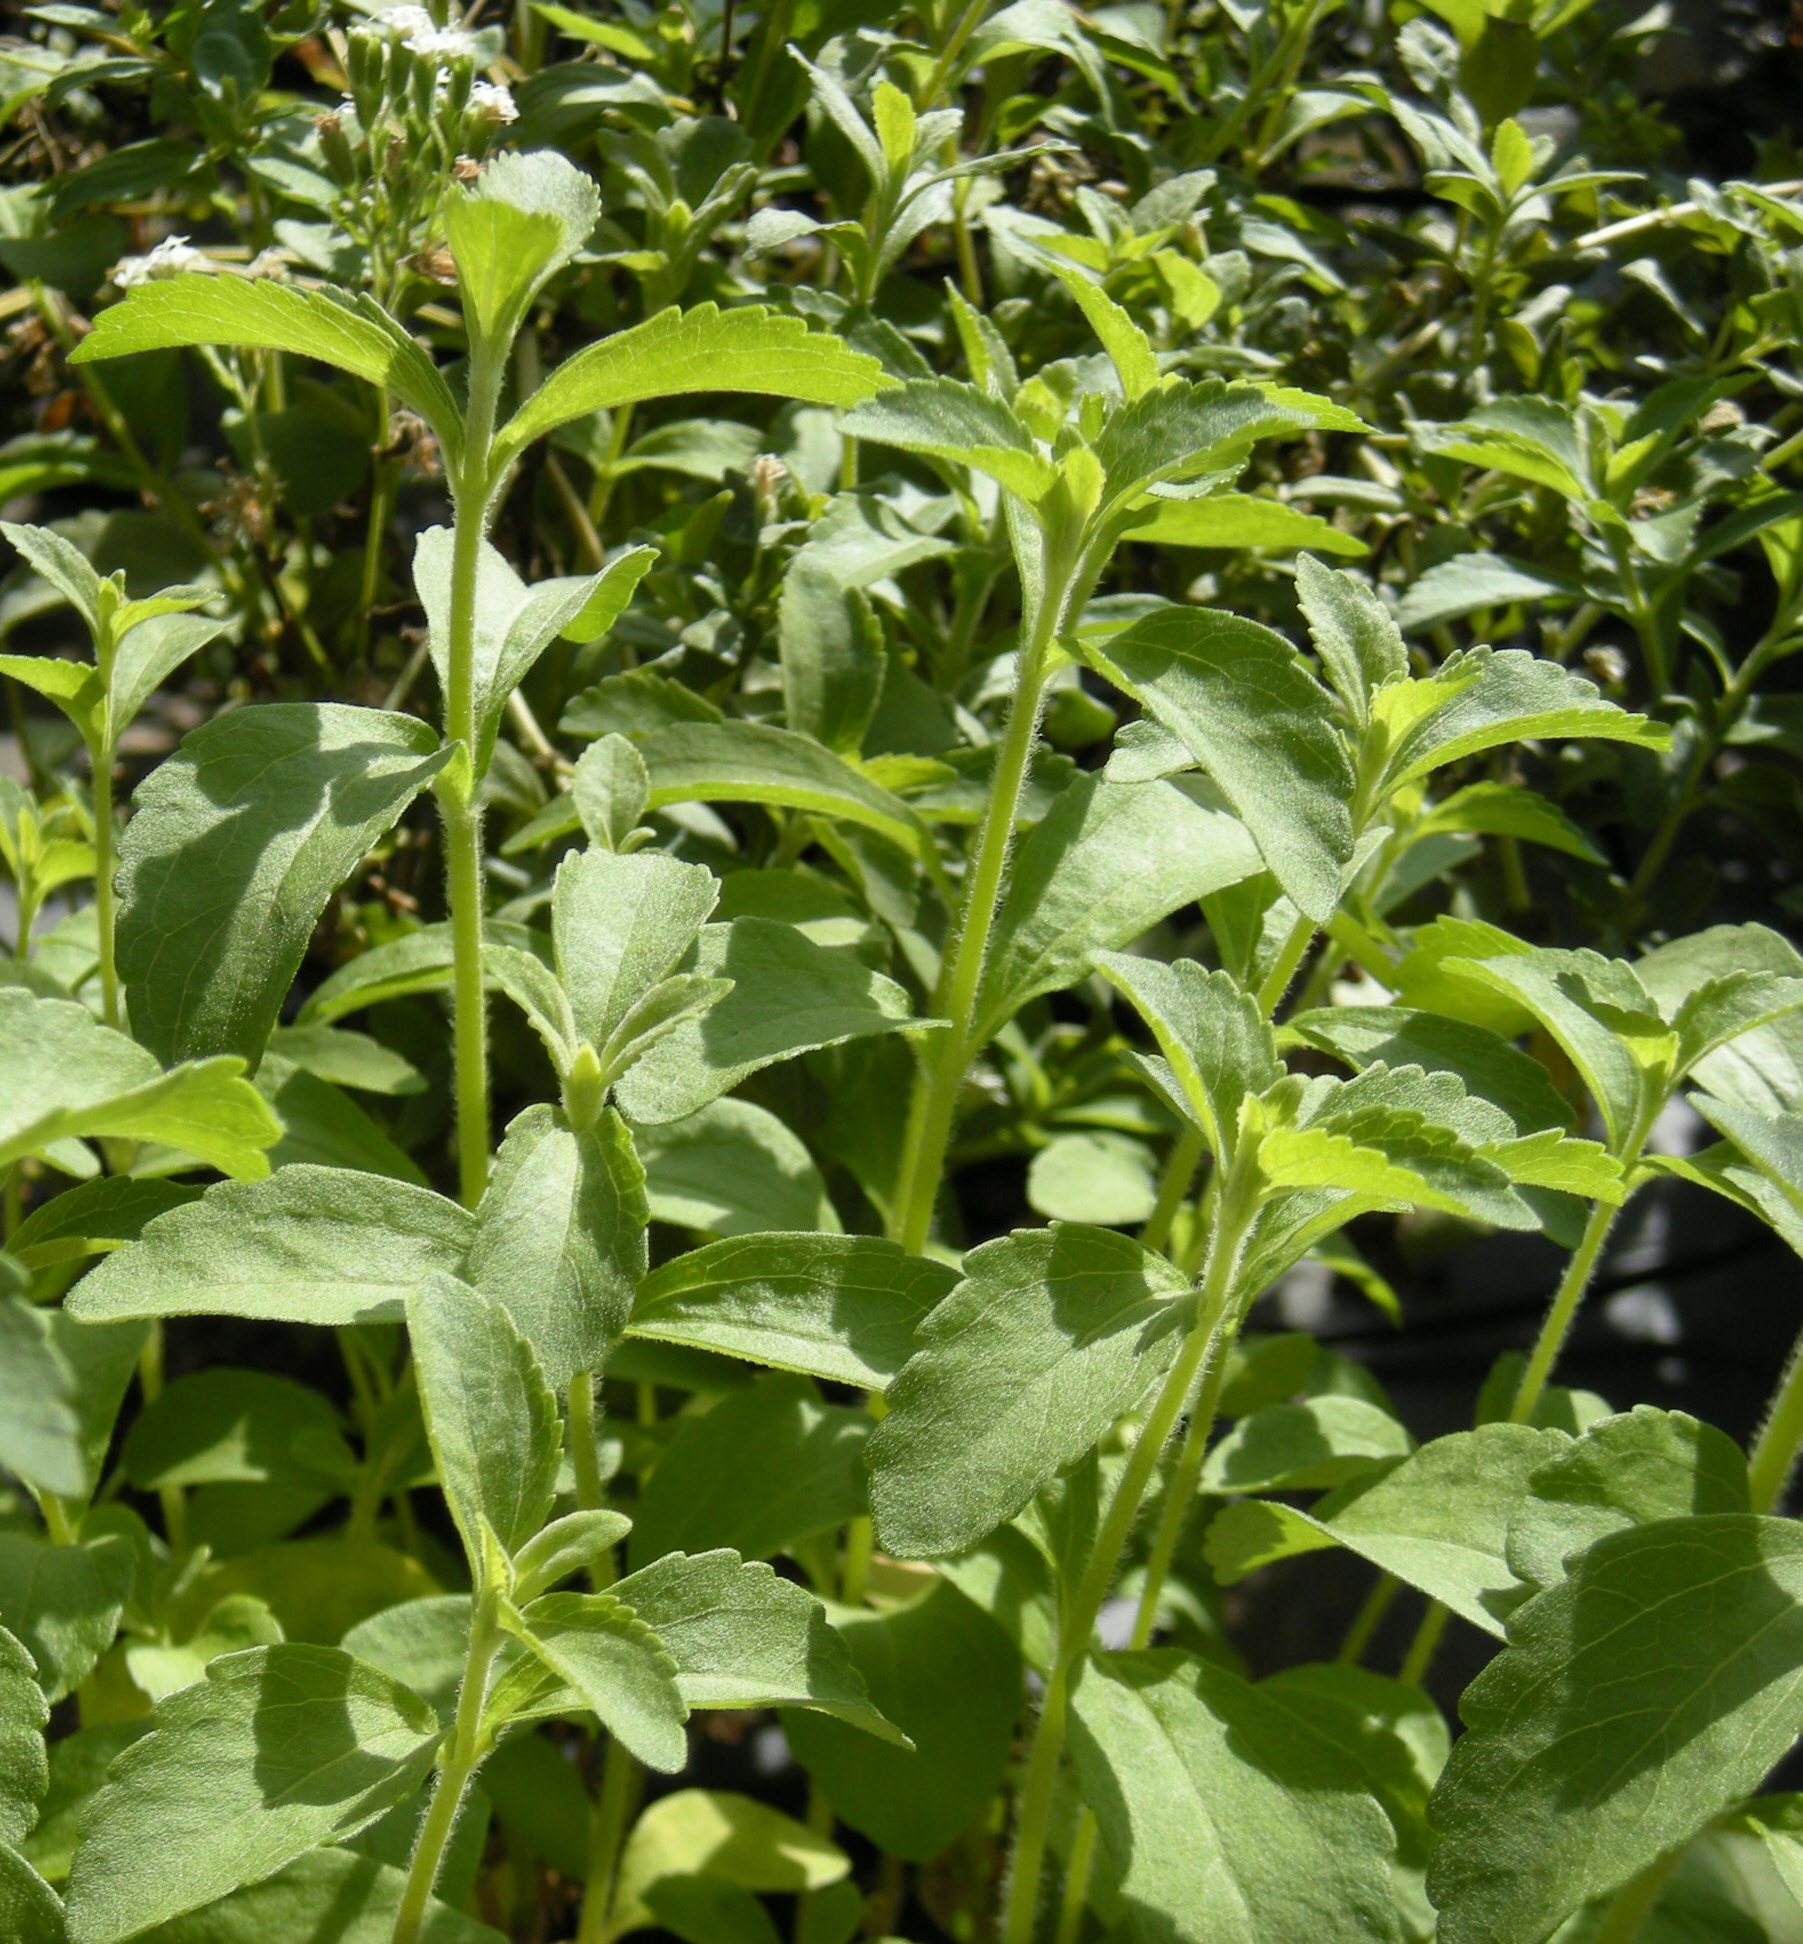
top-left (6, 2), bottom-right (1803, 1940)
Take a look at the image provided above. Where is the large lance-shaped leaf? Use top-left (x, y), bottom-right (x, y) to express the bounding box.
top-left (1638, 923), bottom-right (1803, 1114)
top-left (614, 918), bottom-right (933, 1125)
top-left (1093, 954), bottom-right (1281, 1163)
top-left (551, 849), bottom-right (719, 1055)
top-left (1294, 554), bottom-right (1409, 728)
top-left (1083, 608), bottom-right (1354, 922)
top-left (638, 720), bottom-right (939, 874)
top-left (0, 989), bottom-right (277, 1181)
top-left (1371, 646), bottom-right (1665, 796)
top-left (840, 377), bottom-right (1058, 502)
top-left (67, 1168), bottom-right (475, 1326)
top-left (469, 1105), bottom-right (647, 1386)
top-left (1427, 1516), bottom-right (1803, 1944)
top-left (975, 774), bottom-right (1262, 1043)
top-left (0, 1535), bottom-right (134, 1703)
top-left (406, 1276), bottom-right (560, 1560)
top-left (414, 530), bottom-right (654, 771)
top-left (1067, 1652), bottom-right (1404, 1944)
top-left (1125, 493), bottom-right (1368, 558)
top-left (0, 1299), bottom-right (85, 1500)
top-left (628, 1233), bottom-right (956, 1389)
top-left (866, 1224), bottom-right (1188, 1559)
top-left (495, 303), bottom-right (889, 464)
top-left (442, 149), bottom-right (597, 348)
top-left (62, 1644), bottom-right (441, 1944)
top-left (0, 1624), bottom-right (46, 1848)
top-left (117, 704), bottom-right (452, 1067)
top-left (68, 276), bottom-right (462, 468)
top-left (1205, 1424), bottom-right (1569, 1637)
top-left (612, 1550), bottom-right (901, 1742)
top-left (510, 1593), bottom-right (688, 1771)
top-left (1092, 381), bottom-right (1330, 511)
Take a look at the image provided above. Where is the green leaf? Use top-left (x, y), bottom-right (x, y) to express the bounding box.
top-left (628, 1233), bottom-right (954, 1389)
top-left (1126, 493), bottom-right (1368, 558)
top-left (841, 378), bottom-right (1058, 503)
top-left (62, 1644), bottom-right (441, 1944)
top-left (1442, 948), bottom-right (1663, 1148)
top-left (1294, 555), bottom-right (1409, 728)
top-left (0, 1624), bottom-right (47, 1850)
top-left (406, 1276), bottom-right (560, 1560)
top-left (0, 1846), bottom-right (63, 1944)
top-left (552, 848), bottom-right (719, 1055)
top-left (67, 278), bottom-right (462, 469)
top-left (1067, 1651), bottom-right (1405, 1944)
top-left (117, 704), bottom-right (451, 1067)
top-left (1427, 1516), bottom-right (1803, 1944)
top-left (613, 918), bottom-right (932, 1125)
top-left (0, 1536), bottom-right (133, 1704)
top-left (413, 532), bottom-right (648, 773)
top-left (1283, 1005), bottom-right (1571, 1134)
top-left (1372, 646), bottom-right (1665, 797)
top-left (1027, 1132), bottom-right (1158, 1226)
top-left (443, 150), bottom-right (597, 345)
top-left (109, 611), bottom-right (229, 735)
top-left (469, 1104), bottom-right (647, 1387)
top-left (0, 521), bottom-right (108, 633)
top-left (68, 1168), bottom-right (474, 1326)
top-left (1412, 780), bottom-right (1604, 862)
top-left (1506, 1406), bottom-right (1750, 1594)
top-left (496, 304), bottom-right (889, 464)
top-left (627, 1375), bottom-right (868, 1569)
top-left (632, 1099), bottom-right (838, 1237)
top-left (1201, 1396), bottom-right (1416, 1494)
top-left (1206, 1424), bottom-right (1569, 1637)
top-left (121, 1849), bottom-right (503, 1944)
top-left (511, 1592), bottom-right (687, 1771)
top-left (0, 1299), bottom-right (85, 1500)
top-left (608, 1791), bottom-right (847, 1943)
top-left (511, 1512), bottom-right (633, 1606)
top-left (1091, 383), bottom-right (1325, 511)
top-left (867, 1224), bottom-right (1188, 1559)
top-left (1094, 955), bottom-right (1281, 1160)
top-left (636, 720), bottom-right (939, 875)
top-left (1671, 970), bottom-right (1803, 1074)
top-left (1638, 924), bottom-right (1803, 1114)
top-left (784, 1582), bottom-right (1020, 1860)
top-left (1038, 258), bottom-right (1160, 400)
top-left (1084, 608), bottom-right (1354, 922)
top-left (612, 1550), bottom-right (899, 1741)
top-left (571, 734), bottom-right (652, 852)
top-left (0, 989), bottom-right (277, 1180)
top-left (976, 775), bottom-right (1261, 1043)
top-left (121, 1369), bottom-right (354, 1492)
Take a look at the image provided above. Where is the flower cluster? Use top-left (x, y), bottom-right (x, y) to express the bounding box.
top-left (108, 235), bottom-right (210, 288)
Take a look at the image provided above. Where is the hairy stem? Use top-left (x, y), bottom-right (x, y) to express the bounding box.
top-left (576, 1737), bottom-right (639, 1944)
top-left (91, 730), bottom-right (120, 1030)
top-left (891, 551), bottom-right (1084, 1252)
top-left (1506, 1195), bottom-right (1624, 1425)
top-left (393, 1587), bottom-right (502, 1944)
top-left (1000, 1191), bottom-right (1251, 1944)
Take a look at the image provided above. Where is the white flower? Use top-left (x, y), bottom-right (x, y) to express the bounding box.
top-left (109, 235), bottom-right (210, 288)
top-left (367, 4), bottom-right (479, 61)
top-left (468, 78), bottom-right (517, 122)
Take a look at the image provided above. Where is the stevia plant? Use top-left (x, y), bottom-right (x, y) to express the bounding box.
top-left (11, 5), bottom-right (1803, 1944)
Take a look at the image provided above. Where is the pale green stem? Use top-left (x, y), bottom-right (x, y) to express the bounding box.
top-left (440, 345), bottom-right (506, 1209)
top-left (1000, 1194), bottom-right (1252, 1944)
top-left (1337, 1573), bottom-right (1399, 1665)
top-left (393, 1586), bottom-right (503, 1944)
top-left (1129, 1330), bottom-right (1231, 1651)
top-left (91, 737), bottom-right (120, 1029)
top-left (568, 1374), bottom-right (609, 1530)
top-left (891, 555), bottom-right (1086, 1253)
top-left (1255, 909), bottom-right (1318, 1017)
top-left (576, 1737), bottom-right (639, 1944)
top-left (138, 1322), bottom-right (185, 1552)
top-left (1749, 1316), bottom-right (1803, 1514)
top-left (1507, 1194), bottom-right (1627, 1426)
top-left (1397, 1599), bottom-right (1451, 1688)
